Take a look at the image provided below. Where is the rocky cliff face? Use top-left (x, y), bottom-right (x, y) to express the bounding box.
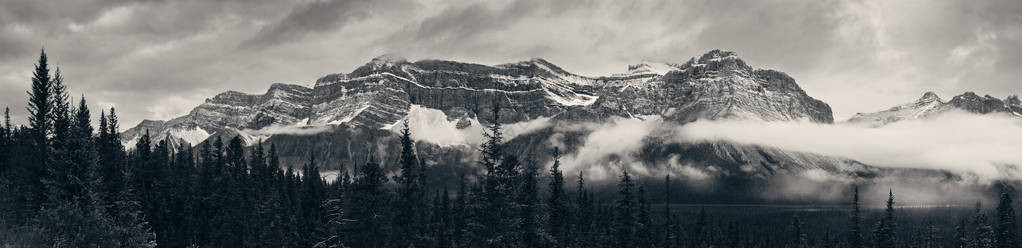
top-left (127, 50), bottom-right (833, 148)
top-left (122, 83), bottom-right (313, 148)
top-left (846, 91), bottom-right (1022, 126)
top-left (118, 49), bottom-right (1005, 202)
top-left (122, 49), bottom-right (881, 193)
top-left (591, 50), bottom-right (833, 123)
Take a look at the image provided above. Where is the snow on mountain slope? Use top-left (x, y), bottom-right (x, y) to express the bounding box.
top-left (126, 50), bottom-right (833, 155)
top-left (122, 83), bottom-right (312, 147)
top-left (385, 104), bottom-right (553, 147)
top-left (846, 91), bottom-right (1022, 127)
top-left (586, 50), bottom-right (833, 124)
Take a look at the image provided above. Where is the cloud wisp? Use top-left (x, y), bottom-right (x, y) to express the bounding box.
top-left (678, 112), bottom-right (1022, 181)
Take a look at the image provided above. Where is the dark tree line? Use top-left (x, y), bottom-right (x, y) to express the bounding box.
top-left (3, 51), bottom-right (1022, 248)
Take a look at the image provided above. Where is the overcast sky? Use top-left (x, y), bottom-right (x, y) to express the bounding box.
top-left (1, 0), bottom-right (1020, 128)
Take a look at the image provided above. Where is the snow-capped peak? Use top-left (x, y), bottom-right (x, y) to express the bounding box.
top-left (917, 91), bottom-right (942, 103)
top-left (846, 91), bottom-right (1022, 127)
top-left (697, 49), bottom-right (740, 62)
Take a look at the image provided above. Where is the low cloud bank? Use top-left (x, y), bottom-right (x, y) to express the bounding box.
top-left (678, 111), bottom-right (1022, 181)
top-left (535, 113), bottom-right (1017, 203)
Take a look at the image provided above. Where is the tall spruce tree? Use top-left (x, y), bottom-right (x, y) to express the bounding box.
top-left (476, 101), bottom-right (510, 247)
top-left (693, 207), bottom-right (707, 247)
top-left (850, 185), bottom-right (864, 248)
top-left (613, 169), bottom-right (637, 247)
top-left (452, 177), bottom-right (468, 247)
top-left (393, 120), bottom-right (425, 248)
top-left (972, 202), bottom-right (995, 248)
top-left (20, 49), bottom-right (52, 223)
top-left (955, 219), bottom-right (969, 248)
top-left (1, 107), bottom-right (9, 170)
top-left (346, 156), bottom-right (388, 248)
top-left (516, 154), bottom-right (542, 248)
top-left (994, 192), bottom-right (1017, 248)
top-left (436, 185), bottom-right (453, 248)
top-left (790, 215), bottom-right (808, 248)
top-left (98, 108), bottom-right (126, 203)
top-left (636, 185), bottom-right (654, 248)
top-left (574, 170), bottom-right (594, 247)
top-left (40, 95), bottom-right (130, 246)
top-left (299, 152), bottom-right (327, 247)
top-left (663, 175), bottom-right (675, 248)
top-left (547, 147), bottom-right (569, 247)
top-left (873, 190), bottom-right (897, 248)
top-left (318, 171), bottom-right (348, 248)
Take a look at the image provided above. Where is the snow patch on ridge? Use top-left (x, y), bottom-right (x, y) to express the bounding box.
top-left (544, 88), bottom-right (599, 106)
top-left (392, 105), bottom-right (553, 146)
top-left (171, 126), bottom-right (211, 146)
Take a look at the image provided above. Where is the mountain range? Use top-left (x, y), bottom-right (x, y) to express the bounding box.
top-left (124, 50), bottom-right (833, 145)
top-left (121, 49), bottom-right (1010, 201)
top-left (847, 91), bottom-right (1022, 127)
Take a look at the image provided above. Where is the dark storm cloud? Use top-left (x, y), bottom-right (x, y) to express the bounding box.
top-left (0, 0), bottom-right (1020, 129)
top-left (0, 27), bottom-right (33, 60)
top-left (241, 0), bottom-right (413, 49)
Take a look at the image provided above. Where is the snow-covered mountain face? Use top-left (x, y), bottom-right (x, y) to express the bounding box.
top-left (846, 91), bottom-right (1022, 127)
top-left (125, 50), bottom-right (833, 149)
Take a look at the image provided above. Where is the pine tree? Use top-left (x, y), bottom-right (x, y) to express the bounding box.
top-left (516, 154), bottom-right (542, 248)
top-left (662, 175), bottom-right (677, 248)
top-left (318, 175), bottom-right (347, 248)
top-left (452, 177), bottom-right (468, 248)
top-left (393, 120), bottom-right (426, 248)
top-left (972, 202), bottom-right (995, 248)
top-left (636, 185), bottom-right (654, 248)
top-left (346, 156), bottom-right (389, 248)
top-left (873, 190), bottom-right (897, 248)
top-left (191, 139), bottom-right (215, 246)
top-left (2, 106), bottom-right (9, 140)
top-left (547, 147), bottom-right (569, 247)
top-left (18, 49), bottom-right (52, 223)
top-left (955, 219), bottom-right (969, 248)
top-left (282, 162), bottom-right (302, 248)
top-left (262, 143), bottom-right (289, 248)
top-left (994, 191), bottom-right (1018, 248)
top-left (790, 215), bottom-right (808, 248)
top-left (111, 139), bottom-right (157, 248)
top-left (98, 108), bottom-right (127, 204)
top-left (38, 96), bottom-right (127, 246)
top-left (613, 169), bottom-right (637, 247)
top-left (573, 170), bottom-right (594, 247)
top-left (0, 107), bottom-right (9, 172)
top-left (299, 152), bottom-right (327, 246)
top-left (923, 222), bottom-right (939, 248)
top-left (205, 136), bottom-right (249, 247)
top-left (850, 185), bottom-right (864, 248)
top-left (436, 186), bottom-right (453, 248)
top-left (474, 101), bottom-right (510, 247)
top-left (693, 207), bottom-right (708, 247)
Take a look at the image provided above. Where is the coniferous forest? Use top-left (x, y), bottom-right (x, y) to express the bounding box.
top-left (3, 51), bottom-right (1022, 248)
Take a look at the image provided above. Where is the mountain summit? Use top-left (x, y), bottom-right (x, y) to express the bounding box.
top-left (847, 91), bottom-right (1022, 126)
top-left (124, 50), bottom-right (833, 149)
